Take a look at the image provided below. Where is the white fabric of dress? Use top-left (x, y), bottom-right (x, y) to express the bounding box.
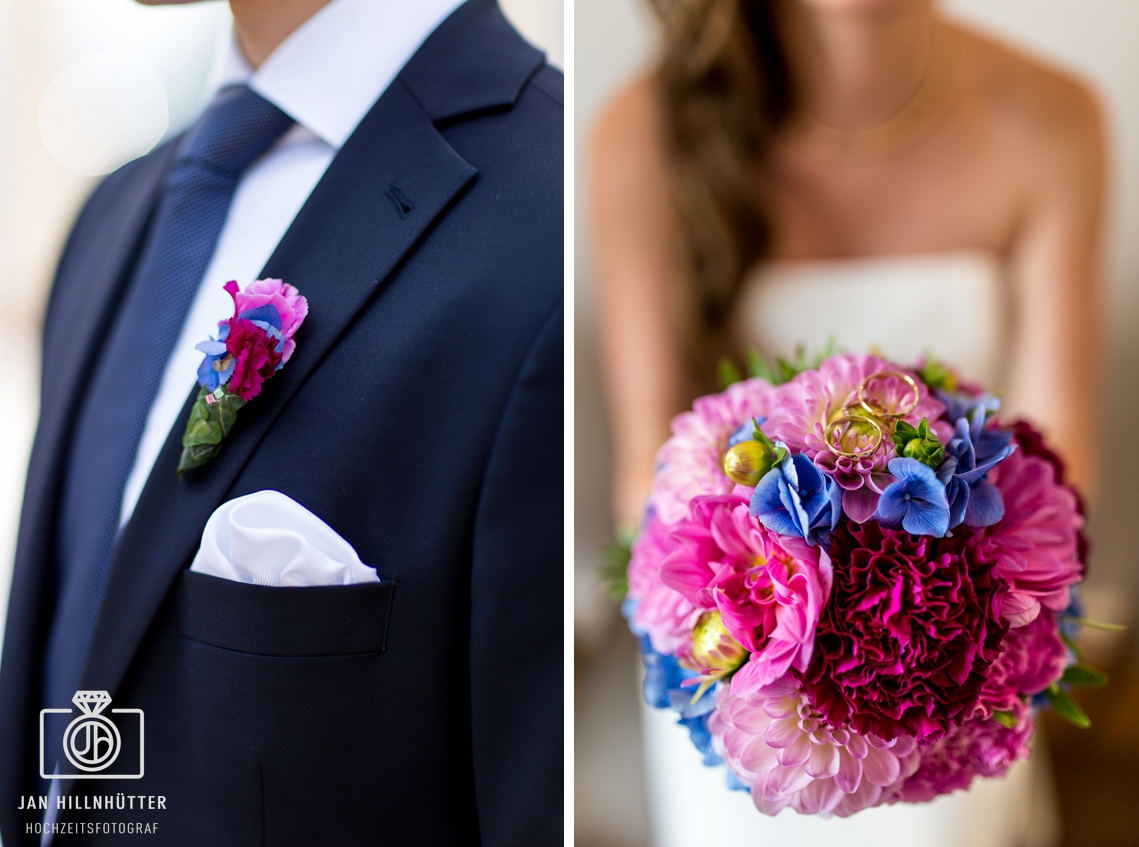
top-left (642, 251), bottom-right (1060, 847)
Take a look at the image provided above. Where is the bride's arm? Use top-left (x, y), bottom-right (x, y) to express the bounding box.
top-left (590, 77), bottom-right (695, 527)
top-left (1004, 77), bottom-right (1106, 502)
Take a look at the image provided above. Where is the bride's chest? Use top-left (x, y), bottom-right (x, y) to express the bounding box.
top-left (764, 126), bottom-right (1024, 261)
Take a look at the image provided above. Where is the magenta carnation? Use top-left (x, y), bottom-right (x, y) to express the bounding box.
top-left (649, 378), bottom-right (778, 525)
top-left (627, 513), bottom-right (700, 655)
top-left (224, 317), bottom-right (284, 401)
top-left (805, 522), bottom-right (1009, 741)
top-left (984, 432), bottom-right (1084, 626)
top-left (231, 277), bottom-right (308, 363)
top-left (899, 706), bottom-right (1033, 802)
top-left (709, 679), bottom-right (920, 817)
top-left (977, 609), bottom-right (1068, 717)
top-left (657, 495), bottom-right (832, 692)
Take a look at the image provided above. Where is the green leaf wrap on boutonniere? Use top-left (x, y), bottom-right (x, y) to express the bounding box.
top-left (178, 386), bottom-right (246, 476)
top-left (177, 278), bottom-right (308, 477)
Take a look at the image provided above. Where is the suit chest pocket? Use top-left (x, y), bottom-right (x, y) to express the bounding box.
top-left (176, 569), bottom-right (395, 656)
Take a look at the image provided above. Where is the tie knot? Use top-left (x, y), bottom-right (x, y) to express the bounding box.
top-left (178, 84), bottom-right (294, 177)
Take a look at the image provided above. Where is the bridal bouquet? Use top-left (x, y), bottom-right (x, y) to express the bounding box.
top-left (623, 352), bottom-right (1101, 817)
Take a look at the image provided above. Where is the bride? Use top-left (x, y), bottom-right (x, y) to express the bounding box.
top-left (590, 0), bottom-right (1104, 845)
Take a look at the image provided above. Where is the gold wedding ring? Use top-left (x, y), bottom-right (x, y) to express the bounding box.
top-left (857, 371), bottom-right (920, 419)
top-left (824, 415), bottom-right (884, 459)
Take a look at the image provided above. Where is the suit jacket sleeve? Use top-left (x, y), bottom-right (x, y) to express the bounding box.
top-left (469, 299), bottom-right (563, 846)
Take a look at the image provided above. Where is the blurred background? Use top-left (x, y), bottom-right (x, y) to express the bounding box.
top-left (575, 1), bottom-right (1139, 845)
top-left (0, 0), bottom-right (561, 764)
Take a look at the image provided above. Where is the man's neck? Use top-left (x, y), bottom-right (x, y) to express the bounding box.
top-left (230, 0), bottom-right (337, 68)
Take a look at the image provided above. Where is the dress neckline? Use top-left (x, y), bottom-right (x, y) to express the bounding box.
top-left (755, 249), bottom-right (1001, 278)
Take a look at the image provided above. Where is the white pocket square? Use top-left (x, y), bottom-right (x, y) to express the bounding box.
top-left (190, 490), bottom-right (380, 587)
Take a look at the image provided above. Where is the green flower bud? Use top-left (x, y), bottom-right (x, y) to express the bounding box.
top-left (892, 417), bottom-right (945, 469)
top-left (723, 440), bottom-right (775, 486)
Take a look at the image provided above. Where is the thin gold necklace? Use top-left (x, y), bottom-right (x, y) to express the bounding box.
top-left (785, 25), bottom-right (965, 164)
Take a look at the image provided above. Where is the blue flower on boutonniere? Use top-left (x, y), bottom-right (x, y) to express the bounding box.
top-left (935, 402), bottom-right (1016, 529)
top-left (178, 278), bottom-right (308, 476)
top-left (749, 448), bottom-right (842, 547)
top-left (876, 457), bottom-right (951, 537)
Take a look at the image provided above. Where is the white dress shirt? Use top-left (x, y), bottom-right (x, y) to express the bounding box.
top-left (118, 0), bottom-right (466, 525)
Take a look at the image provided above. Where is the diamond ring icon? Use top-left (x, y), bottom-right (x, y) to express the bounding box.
top-left (62, 691), bottom-right (121, 773)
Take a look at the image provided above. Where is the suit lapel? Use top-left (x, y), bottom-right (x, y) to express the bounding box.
top-left (23, 142), bottom-right (178, 567)
top-left (79, 79), bottom-right (477, 696)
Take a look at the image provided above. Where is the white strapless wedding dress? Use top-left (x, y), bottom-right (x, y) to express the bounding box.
top-left (642, 251), bottom-right (1060, 847)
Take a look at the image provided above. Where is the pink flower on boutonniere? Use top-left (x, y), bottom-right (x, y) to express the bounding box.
top-left (179, 278), bottom-right (308, 475)
top-left (229, 278), bottom-right (308, 363)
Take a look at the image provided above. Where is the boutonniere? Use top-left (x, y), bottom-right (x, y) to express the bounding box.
top-left (178, 278), bottom-right (308, 476)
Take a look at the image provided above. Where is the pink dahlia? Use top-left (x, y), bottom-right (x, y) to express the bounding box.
top-left (709, 679), bottom-right (920, 817)
top-left (658, 495), bottom-right (832, 692)
top-left (977, 609), bottom-right (1068, 717)
top-left (649, 378), bottom-right (779, 525)
top-left (898, 705), bottom-right (1033, 802)
top-left (760, 354), bottom-right (946, 521)
top-left (804, 522), bottom-right (1008, 741)
top-left (761, 354), bottom-right (945, 459)
top-left (626, 513), bottom-right (700, 655)
top-left (984, 428), bottom-right (1084, 626)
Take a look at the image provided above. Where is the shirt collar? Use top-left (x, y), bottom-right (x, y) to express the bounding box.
top-left (212, 0), bottom-right (467, 150)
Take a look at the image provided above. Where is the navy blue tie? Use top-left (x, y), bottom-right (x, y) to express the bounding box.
top-left (42, 85), bottom-right (293, 764)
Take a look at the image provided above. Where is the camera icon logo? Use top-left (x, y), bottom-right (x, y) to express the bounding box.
top-left (40, 691), bottom-right (144, 780)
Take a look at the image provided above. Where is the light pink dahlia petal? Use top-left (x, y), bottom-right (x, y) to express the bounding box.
top-left (834, 749), bottom-right (864, 793)
top-left (890, 736), bottom-right (918, 757)
top-left (797, 777), bottom-right (845, 816)
top-left (844, 733), bottom-right (868, 760)
top-left (862, 747), bottom-right (901, 787)
top-left (763, 695), bottom-right (800, 720)
top-left (833, 779), bottom-right (884, 818)
top-left (765, 762), bottom-right (814, 796)
top-left (777, 733), bottom-right (812, 768)
top-left (728, 703), bottom-right (773, 735)
top-left (806, 742), bottom-right (841, 779)
top-left (753, 790), bottom-right (794, 816)
top-left (739, 735), bottom-right (780, 775)
top-left (764, 717), bottom-right (802, 749)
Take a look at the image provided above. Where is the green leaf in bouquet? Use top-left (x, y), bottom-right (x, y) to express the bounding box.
top-left (749, 418), bottom-right (787, 466)
top-left (917, 353), bottom-right (957, 392)
top-left (1061, 664), bottom-right (1109, 689)
top-left (717, 357), bottom-right (743, 390)
top-left (745, 349), bottom-right (766, 381)
top-left (1060, 630), bottom-right (1086, 662)
top-left (1045, 685), bottom-right (1092, 729)
top-left (599, 524), bottom-right (637, 602)
top-left (744, 339), bottom-right (840, 386)
top-left (992, 710), bottom-right (1019, 729)
top-left (1061, 615), bottom-right (1126, 632)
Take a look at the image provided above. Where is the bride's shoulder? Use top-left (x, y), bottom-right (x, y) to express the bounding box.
top-left (591, 73), bottom-right (668, 170)
top-left (956, 23), bottom-right (1105, 168)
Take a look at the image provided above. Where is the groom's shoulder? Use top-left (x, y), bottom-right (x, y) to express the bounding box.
top-left (397, 0), bottom-right (562, 138)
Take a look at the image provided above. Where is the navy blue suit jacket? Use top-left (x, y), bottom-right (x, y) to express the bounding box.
top-left (0, 2), bottom-right (563, 844)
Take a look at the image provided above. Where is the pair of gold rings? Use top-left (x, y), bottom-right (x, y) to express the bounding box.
top-left (824, 371), bottom-right (921, 459)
